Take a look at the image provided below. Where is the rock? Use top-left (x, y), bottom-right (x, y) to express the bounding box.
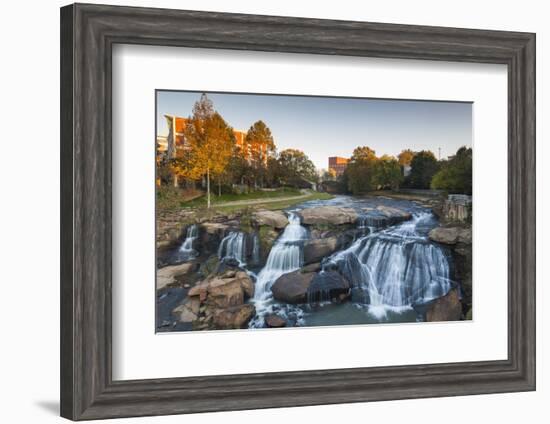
top-left (301, 262), bottom-right (321, 273)
top-left (188, 281), bottom-right (209, 301)
top-left (172, 297), bottom-right (200, 323)
top-left (428, 226), bottom-right (472, 245)
top-left (207, 279), bottom-right (245, 308)
top-left (156, 262), bottom-right (198, 289)
top-left (236, 271), bottom-right (255, 298)
top-left (298, 206), bottom-right (358, 225)
top-left (271, 271), bottom-right (315, 304)
top-left (258, 227), bottom-right (279, 263)
top-left (188, 271), bottom-right (255, 308)
top-left (303, 237), bottom-right (339, 265)
top-left (375, 205), bottom-right (412, 221)
top-left (199, 255), bottom-right (220, 277)
top-left (212, 304), bottom-right (256, 329)
top-left (253, 210), bottom-right (289, 229)
top-left (201, 222), bottom-right (231, 234)
top-left (265, 314), bottom-right (287, 328)
top-left (307, 271), bottom-right (351, 303)
top-left (426, 288), bottom-right (462, 322)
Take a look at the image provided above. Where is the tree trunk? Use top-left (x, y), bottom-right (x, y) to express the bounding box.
top-left (218, 179), bottom-right (221, 197)
top-left (173, 173), bottom-right (179, 188)
top-left (206, 168), bottom-right (211, 208)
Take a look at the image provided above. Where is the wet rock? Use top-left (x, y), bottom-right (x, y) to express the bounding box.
top-left (212, 304), bottom-right (256, 329)
top-left (265, 314), bottom-right (287, 328)
top-left (301, 262), bottom-right (322, 273)
top-left (199, 255), bottom-right (220, 277)
top-left (298, 206), bottom-right (358, 225)
top-left (258, 227), bottom-right (279, 263)
top-left (188, 271), bottom-right (254, 308)
top-left (307, 271), bottom-right (351, 303)
top-left (303, 237), bottom-right (339, 265)
top-left (428, 226), bottom-right (471, 245)
top-left (426, 288), bottom-right (462, 322)
top-left (172, 297), bottom-right (200, 323)
top-left (375, 205), bottom-right (412, 222)
top-left (253, 210), bottom-right (289, 229)
top-left (157, 262), bottom-right (199, 290)
top-left (272, 271), bottom-right (315, 304)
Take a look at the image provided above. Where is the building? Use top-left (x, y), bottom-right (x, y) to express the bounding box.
top-left (159, 115), bottom-right (267, 163)
top-left (328, 156), bottom-right (349, 176)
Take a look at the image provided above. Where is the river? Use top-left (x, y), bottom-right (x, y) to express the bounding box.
top-left (158, 195), bottom-right (455, 330)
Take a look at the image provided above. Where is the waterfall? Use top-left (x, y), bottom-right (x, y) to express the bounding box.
top-left (325, 212), bottom-right (451, 312)
top-left (178, 224), bottom-right (198, 259)
top-left (253, 212), bottom-right (308, 301)
top-left (218, 231), bottom-right (246, 265)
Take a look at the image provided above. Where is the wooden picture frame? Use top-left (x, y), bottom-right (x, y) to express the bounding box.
top-left (60, 3), bottom-right (536, 420)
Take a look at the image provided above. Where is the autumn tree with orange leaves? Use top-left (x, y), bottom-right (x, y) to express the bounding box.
top-left (176, 93), bottom-right (235, 208)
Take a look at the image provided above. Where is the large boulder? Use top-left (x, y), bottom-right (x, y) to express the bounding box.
top-left (200, 222), bottom-right (233, 253)
top-left (307, 271), bottom-right (351, 303)
top-left (156, 262), bottom-right (199, 290)
top-left (212, 304), bottom-right (256, 329)
top-left (426, 288), bottom-right (462, 322)
top-left (172, 297), bottom-right (200, 323)
top-left (375, 205), bottom-right (412, 221)
top-left (428, 226), bottom-right (472, 245)
top-left (188, 271), bottom-right (254, 306)
top-left (253, 210), bottom-right (289, 229)
top-left (265, 314), bottom-right (287, 328)
top-left (303, 237), bottom-right (340, 264)
top-left (271, 270), bottom-right (315, 304)
top-left (298, 206), bottom-right (358, 225)
top-left (258, 227), bottom-right (279, 263)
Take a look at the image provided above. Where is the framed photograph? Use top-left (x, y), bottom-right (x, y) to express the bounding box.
top-left (60, 3), bottom-right (535, 420)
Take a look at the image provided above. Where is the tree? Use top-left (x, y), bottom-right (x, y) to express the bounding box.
top-left (182, 94), bottom-right (234, 208)
top-left (372, 155), bottom-right (403, 190)
top-left (277, 149), bottom-right (317, 187)
top-left (409, 150), bottom-right (439, 189)
top-left (245, 120), bottom-right (275, 188)
top-left (321, 168), bottom-right (337, 182)
top-left (345, 146), bottom-right (378, 194)
top-left (398, 149), bottom-right (415, 167)
top-left (431, 146), bottom-right (472, 194)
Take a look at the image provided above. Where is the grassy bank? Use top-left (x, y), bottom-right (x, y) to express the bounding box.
top-left (213, 191), bottom-right (333, 213)
top-left (157, 185), bottom-right (333, 215)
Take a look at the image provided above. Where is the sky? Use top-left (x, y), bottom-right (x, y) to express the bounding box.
top-left (156, 90), bottom-right (472, 171)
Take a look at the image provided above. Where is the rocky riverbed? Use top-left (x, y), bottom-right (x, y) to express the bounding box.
top-left (156, 194), bottom-right (473, 332)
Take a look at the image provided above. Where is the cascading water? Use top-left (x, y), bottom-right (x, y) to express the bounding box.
top-left (178, 224), bottom-right (199, 260)
top-left (325, 212), bottom-right (451, 315)
top-left (253, 212), bottom-right (308, 301)
top-left (218, 231), bottom-right (246, 265)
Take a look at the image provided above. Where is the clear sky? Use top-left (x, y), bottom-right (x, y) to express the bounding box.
top-left (157, 90), bottom-right (472, 171)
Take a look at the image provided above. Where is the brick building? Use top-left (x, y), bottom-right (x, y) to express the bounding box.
top-left (328, 156), bottom-right (349, 176)
top-left (158, 115), bottom-right (267, 163)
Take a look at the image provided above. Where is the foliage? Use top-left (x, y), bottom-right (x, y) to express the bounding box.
top-left (372, 155), bottom-right (403, 190)
top-left (276, 148), bottom-right (318, 187)
top-left (345, 148), bottom-right (405, 194)
top-left (397, 149), bottom-right (415, 166)
top-left (321, 168), bottom-right (337, 182)
top-left (246, 120), bottom-right (275, 187)
top-left (431, 146), bottom-right (472, 194)
top-left (408, 150), bottom-right (439, 189)
top-left (178, 93), bottom-right (235, 207)
top-left (345, 146), bottom-right (378, 194)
